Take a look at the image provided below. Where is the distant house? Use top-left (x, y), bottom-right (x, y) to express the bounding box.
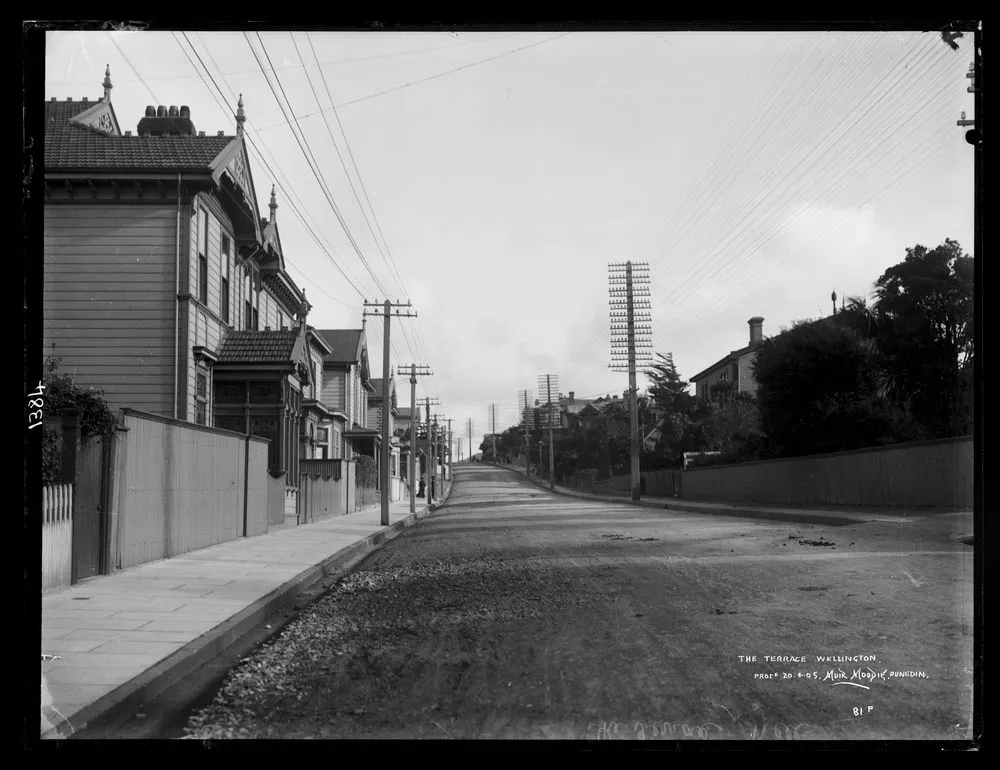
top-left (395, 405), bottom-right (422, 481)
top-left (689, 317), bottom-right (766, 400)
top-left (368, 377), bottom-right (403, 500)
top-left (314, 327), bottom-right (376, 464)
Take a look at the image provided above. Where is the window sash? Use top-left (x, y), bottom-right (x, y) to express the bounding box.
top-left (198, 254), bottom-right (208, 303)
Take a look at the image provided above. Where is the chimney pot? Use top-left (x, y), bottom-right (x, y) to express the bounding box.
top-left (180, 105), bottom-right (190, 118)
top-left (66, 97), bottom-right (72, 102)
top-left (168, 105), bottom-right (179, 117)
top-left (748, 316), bottom-right (765, 346)
top-left (50, 97), bottom-right (56, 101)
top-left (81, 96), bottom-right (88, 102)
top-left (156, 105), bottom-right (167, 117)
top-left (217, 130), bottom-right (224, 136)
top-left (145, 105), bottom-right (155, 117)
top-left (125, 130), bottom-right (132, 136)
top-left (198, 131), bottom-right (205, 136)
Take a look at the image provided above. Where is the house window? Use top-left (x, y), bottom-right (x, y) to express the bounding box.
top-left (244, 266), bottom-right (259, 331)
top-left (198, 208), bottom-right (209, 304)
top-left (195, 368), bottom-right (209, 425)
top-left (220, 234), bottom-right (230, 324)
top-left (317, 426), bottom-right (329, 460)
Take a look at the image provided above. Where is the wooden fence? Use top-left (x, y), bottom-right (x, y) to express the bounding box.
top-left (354, 484), bottom-right (379, 511)
top-left (42, 485), bottom-right (73, 593)
top-left (578, 436), bottom-right (973, 508)
top-left (112, 409), bottom-right (270, 571)
top-left (679, 435), bottom-right (974, 507)
top-left (299, 460), bottom-right (346, 523)
top-left (266, 474), bottom-right (286, 527)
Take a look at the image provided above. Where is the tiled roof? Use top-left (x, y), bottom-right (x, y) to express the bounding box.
top-left (316, 329), bottom-right (363, 364)
top-left (218, 330), bottom-right (300, 364)
top-left (45, 99), bottom-right (233, 171)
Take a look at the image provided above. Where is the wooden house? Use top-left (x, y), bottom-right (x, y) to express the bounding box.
top-left (43, 69), bottom-right (324, 514)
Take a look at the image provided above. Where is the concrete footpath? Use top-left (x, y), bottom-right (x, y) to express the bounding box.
top-left (40, 482), bottom-right (454, 740)
top-left (505, 465), bottom-right (968, 527)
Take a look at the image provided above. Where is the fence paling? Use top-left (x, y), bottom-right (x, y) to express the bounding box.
top-left (42, 484), bottom-right (74, 592)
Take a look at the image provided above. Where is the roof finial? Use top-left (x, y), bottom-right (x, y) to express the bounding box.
top-left (102, 64), bottom-right (113, 103)
top-left (236, 93), bottom-right (246, 135)
top-left (269, 183), bottom-right (278, 222)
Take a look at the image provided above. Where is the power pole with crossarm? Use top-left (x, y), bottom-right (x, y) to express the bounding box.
top-left (363, 300), bottom-right (418, 525)
top-left (398, 363), bottom-right (432, 514)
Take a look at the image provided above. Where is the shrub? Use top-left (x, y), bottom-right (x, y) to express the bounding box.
top-left (43, 355), bottom-right (118, 442)
top-left (41, 425), bottom-right (63, 485)
top-left (355, 454), bottom-right (377, 488)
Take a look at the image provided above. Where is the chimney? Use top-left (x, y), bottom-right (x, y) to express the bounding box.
top-left (748, 316), bottom-right (764, 346)
top-left (569, 391), bottom-right (575, 403)
top-left (137, 104), bottom-right (197, 137)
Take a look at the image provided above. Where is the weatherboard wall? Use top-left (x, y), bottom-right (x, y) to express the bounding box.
top-left (43, 203), bottom-right (177, 416)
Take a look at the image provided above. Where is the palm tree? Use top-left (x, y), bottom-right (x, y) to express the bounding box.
top-left (836, 294), bottom-right (905, 403)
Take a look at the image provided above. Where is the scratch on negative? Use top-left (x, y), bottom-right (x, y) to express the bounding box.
top-left (432, 720), bottom-right (450, 736)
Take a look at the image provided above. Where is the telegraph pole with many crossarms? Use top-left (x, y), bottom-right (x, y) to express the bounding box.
top-left (537, 375), bottom-right (559, 490)
top-left (609, 262), bottom-right (652, 501)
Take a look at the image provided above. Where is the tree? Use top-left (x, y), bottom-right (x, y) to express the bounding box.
top-left (873, 239), bottom-right (973, 437)
top-left (753, 319), bottom-right (894, 457)
top-left (837, 239), bottom-right (973, 438)
top-left (643, 352), bottom-right (697, 465)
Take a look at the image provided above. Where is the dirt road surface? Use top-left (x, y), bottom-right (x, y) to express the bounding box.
top-left (181, 465), bottom-right (974, 741)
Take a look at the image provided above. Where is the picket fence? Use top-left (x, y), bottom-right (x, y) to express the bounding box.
top-left (42, 484), bottom-right (73, 593)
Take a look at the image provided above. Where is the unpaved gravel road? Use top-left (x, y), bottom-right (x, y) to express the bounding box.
top-left (182, 465), bottom-right (974, 741)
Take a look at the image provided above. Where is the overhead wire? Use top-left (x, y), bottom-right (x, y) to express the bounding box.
top-left (174, 31), bottom-right (369, 307)
top-left (247, 32), bottom-right (394, 301)
top-left (302, 31), bottom-right (434, 366)
top-left (255, 31), bottom-right (574, 133)
top-left (657, 45), bottom-right (959, 333)
top-left (656, 34), bottom-right (940, 306)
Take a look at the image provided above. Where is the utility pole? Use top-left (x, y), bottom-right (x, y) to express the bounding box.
top-left (537, 374), bottom-right (559, 490)
top-left (363, 299), bottom-right (417, 526)
top-left (518, 389), bottom-right (533, 474)
top-left (433, 413), bottom-right (445, 499)
top-left (398, 363), bottom-right (432, 514)
top-left (423, 396), bottom-right (441, 503)
top-left (467, 417), bottom-right (474, 462)
top-left (490, 403), bottom-right (497, 464)
top-left (446, 418), bottom-right (453, 480)
top-left (609, 261), bottom-right (652, 501)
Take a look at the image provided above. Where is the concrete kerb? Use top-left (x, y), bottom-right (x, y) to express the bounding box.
top-left (59, 507), bottom-right (426, 740)
top-left (504, 466), bottom-right (867, 527)
top-left (428, 477), bottom-right (456, 513)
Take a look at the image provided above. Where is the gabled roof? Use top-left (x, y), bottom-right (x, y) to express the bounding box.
top-left (45, 98), bottom-right (234, 172)
top-left (218, 330), bottom-right (302, 365)
top-left (689, 344), bottom-right (755, 383)
top-left (316, 329), bottom-right (365, 364)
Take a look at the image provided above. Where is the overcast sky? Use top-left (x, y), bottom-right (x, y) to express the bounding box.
top-left (43, 26), bottom-right (976, 446)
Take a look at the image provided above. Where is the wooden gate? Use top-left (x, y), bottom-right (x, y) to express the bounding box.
top-left (72, 437), bottom-right (104, 582)
top-left (266, 473), bottom-right (286, 527)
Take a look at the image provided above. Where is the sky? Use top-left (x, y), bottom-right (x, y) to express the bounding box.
top-left (41, 25), bottom-right (977, 449)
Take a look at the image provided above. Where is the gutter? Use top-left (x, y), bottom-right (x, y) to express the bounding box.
top-left (174, 173), bottom-right (181, 419)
